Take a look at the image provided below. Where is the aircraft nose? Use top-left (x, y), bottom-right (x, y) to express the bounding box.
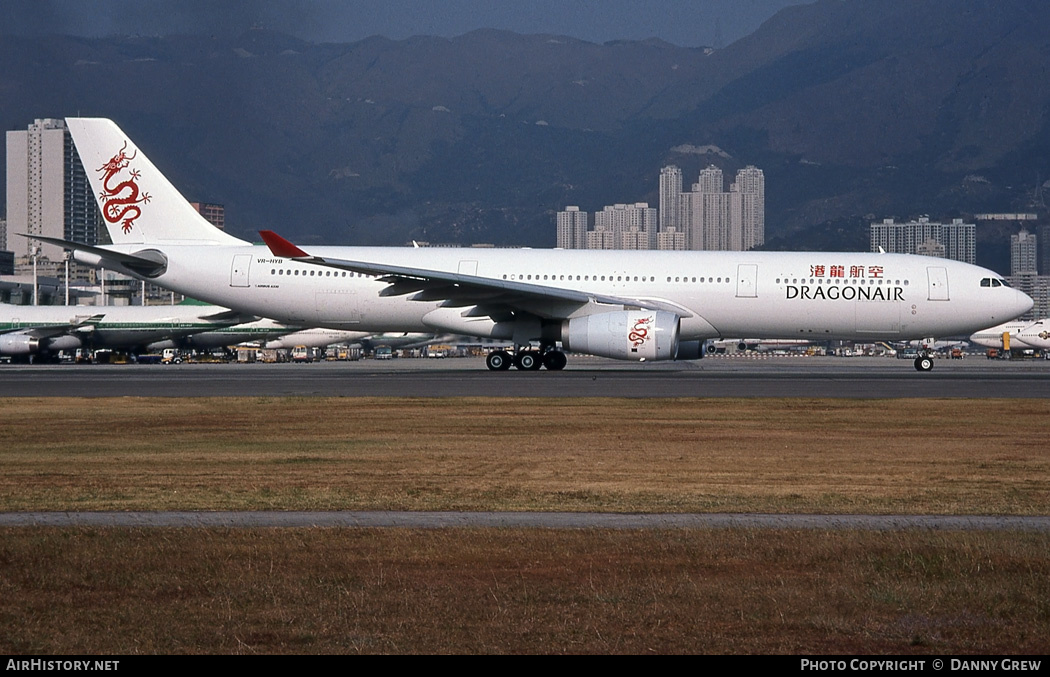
top-left (1013, 288), bottom-right (1034, 318)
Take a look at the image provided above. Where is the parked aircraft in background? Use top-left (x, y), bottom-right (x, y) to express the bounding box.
top-left (357, 332), bottom-right (444, 352)
top-left (0, 303), bottom-right (252, 358)
top-left (38, 118), bottom-right (1033, 373)
top-left (900, 338), bottom-right (968, 352)
top-left (259, 327), bottom-right (371, 350)
top-left (145, 317), bottom-right (311, 352)
top-left (706, 338), bottom-right (824, 353)
top-left (969, 319), bottom-right (1050, 352)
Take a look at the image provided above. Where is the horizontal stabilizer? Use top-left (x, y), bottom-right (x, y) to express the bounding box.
top-left (18, 234), bottom-right (166, 276)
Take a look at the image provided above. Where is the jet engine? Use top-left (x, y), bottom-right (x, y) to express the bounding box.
top-left (0, 334), bottom-right (40, 356)
top-left (43, 335), bottom-right (84, 352)
top-left (677, 340), bottom-right (705, 360)
top-left (562, 310), bottom-right (683, 361)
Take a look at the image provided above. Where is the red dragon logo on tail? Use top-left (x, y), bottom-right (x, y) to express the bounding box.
top-left (97, 141), bottom-right (151, 233)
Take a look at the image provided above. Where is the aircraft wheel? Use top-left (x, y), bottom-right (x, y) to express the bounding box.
top-left (515, 351), bottom-right (542, 370)
top-left (914, 356), bottom-right (934, 372)
top-left (543, 350), bottom-right (567, 371)
top-left (486, 350), bottom-right (512, 371)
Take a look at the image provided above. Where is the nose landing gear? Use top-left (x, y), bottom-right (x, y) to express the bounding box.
top-left (914, 351), bottom-right (934, 372)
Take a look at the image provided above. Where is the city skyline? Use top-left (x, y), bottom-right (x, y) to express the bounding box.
top-left (558, 164), bottom-right (765, 252)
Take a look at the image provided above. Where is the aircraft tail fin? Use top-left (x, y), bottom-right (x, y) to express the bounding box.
top-left (65, 118), bottom-right (248, 247)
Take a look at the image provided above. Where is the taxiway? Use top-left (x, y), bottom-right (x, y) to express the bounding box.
top-left (1, 355), bottom-right (1047, 398)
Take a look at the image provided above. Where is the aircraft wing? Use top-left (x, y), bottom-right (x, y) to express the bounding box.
top-left (259, 231), bottom-right (693, 320)
top-left (0, 315), bottom-right (105, 339)
top-left (196, 309), bottom-right (260, 324)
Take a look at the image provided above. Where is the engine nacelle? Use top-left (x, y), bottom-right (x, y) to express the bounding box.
top-left (676, 340), bottom-right (704, 361)
top-left (0, 334), bottom-right (40, 356)
top-left (45, 335), bottom-right (84, 352)
top-left (562, 310), bottom-right (681, 361)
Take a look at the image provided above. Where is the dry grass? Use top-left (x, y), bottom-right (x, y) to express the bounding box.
top-left (1, 528), bottom-right (1047, 654)
top-left (2, 397), bottom-right (1049, 654)
top-left (1, 397), bottom-right (1048, 514)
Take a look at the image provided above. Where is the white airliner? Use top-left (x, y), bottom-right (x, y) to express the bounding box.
top-left (707, 338), bottom-right (823, 353)
top-left (969, 318), bottom-right (1050, 351)
top-left (29, 118), bottom-right (1033, 372)
top-left (356, 332), bottom-right (445, 352)
top-left (0, 302), bottom-right (252, 358)
top-left (258, 327), bottom-right (372, 351)
top-left (901, 338), bottom-right (968, 352)
top-left (145, 317), bottom-right (317, 351)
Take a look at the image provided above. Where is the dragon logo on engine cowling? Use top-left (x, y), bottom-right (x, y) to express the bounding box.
top-left (628, 316), bottom-right (654, 347)
top-left (96, 141), bottom-right (151, 233)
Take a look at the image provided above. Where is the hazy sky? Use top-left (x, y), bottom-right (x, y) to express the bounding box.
top-left (0, 0), bottom-right (813, 48)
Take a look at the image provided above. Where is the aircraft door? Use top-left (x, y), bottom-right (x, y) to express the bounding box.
top-left (735, 264), bottom-right (758, 298)
top-left (230, 255), bottom-right (252, 288)
top-left (927, 266), bottom-right (949, 301)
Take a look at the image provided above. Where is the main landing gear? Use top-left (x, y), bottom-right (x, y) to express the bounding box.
top-left (485, 344), bottom-right (567, 371)
top-left (914, 351), bottom-right (934, 372)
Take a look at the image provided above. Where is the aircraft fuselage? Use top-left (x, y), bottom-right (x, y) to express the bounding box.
top-left (82, 244), bottom-right (1030, 345)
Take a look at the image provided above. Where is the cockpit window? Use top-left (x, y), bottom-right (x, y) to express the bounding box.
top-left (981, 278), bottom-right (991, 287)
top-left (998, 278), bottom-right (1011, 288)
top-left (980, 277), bottom-right (1007, 288)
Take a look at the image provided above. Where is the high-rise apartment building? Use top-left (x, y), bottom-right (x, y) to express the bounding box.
top-left (556, 206), bottom-right (589, 249)
top-left (870, 217), bottom-right (976, 264)
top-left (0, 218), bottom-right (10, 276)
top-left (6, 118), bottom-right (102, 263)
top-left (915, 238), bottom-right (946, 259)
top-left (1011, 229), bottom-right (1038, 275)
top-left (731, 165), bottom-right (765, 251)
top-left (656, 227), bottom-right (686, 251)
top-left (190, 202), bottom-right (226, 231)
top-left (658, 165), bottom-right (682, 232)
top-left (676, 164), bottom-right (764, 251)
top-left (585, 223), bottom-right (615, 250)
top-left (594, 203), bottom-right (657, 250)
top-left (1039, 224), bottom-right (1050, 278)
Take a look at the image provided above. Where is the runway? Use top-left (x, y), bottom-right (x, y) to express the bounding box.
top-left (1, 354), bottom-right (1048, 398)
top-left (3, 511), bottom-right (1049, 530)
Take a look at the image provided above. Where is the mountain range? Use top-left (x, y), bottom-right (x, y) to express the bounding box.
top-left (1, 0), bottom-right (1048, 274)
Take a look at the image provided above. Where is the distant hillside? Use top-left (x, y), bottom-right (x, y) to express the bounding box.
top-left (1, 0), bottom-right (1047, 273)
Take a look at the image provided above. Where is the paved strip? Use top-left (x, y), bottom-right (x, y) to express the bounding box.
top-left (2, 358), bottom-right (1050, 398)
top-left (2, 511), bottom-right (1048, 530)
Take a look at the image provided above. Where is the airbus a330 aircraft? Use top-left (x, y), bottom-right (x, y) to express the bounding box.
top-left (30, 118), bottom-right (1033, 372)
top-left (969, 318), bottom-right (1050, 352)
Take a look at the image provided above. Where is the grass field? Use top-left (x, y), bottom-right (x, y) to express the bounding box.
top-left (1, 397), bottom-right (1048, 654)
top-left (2, 397), bottom-right (1049, 513)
